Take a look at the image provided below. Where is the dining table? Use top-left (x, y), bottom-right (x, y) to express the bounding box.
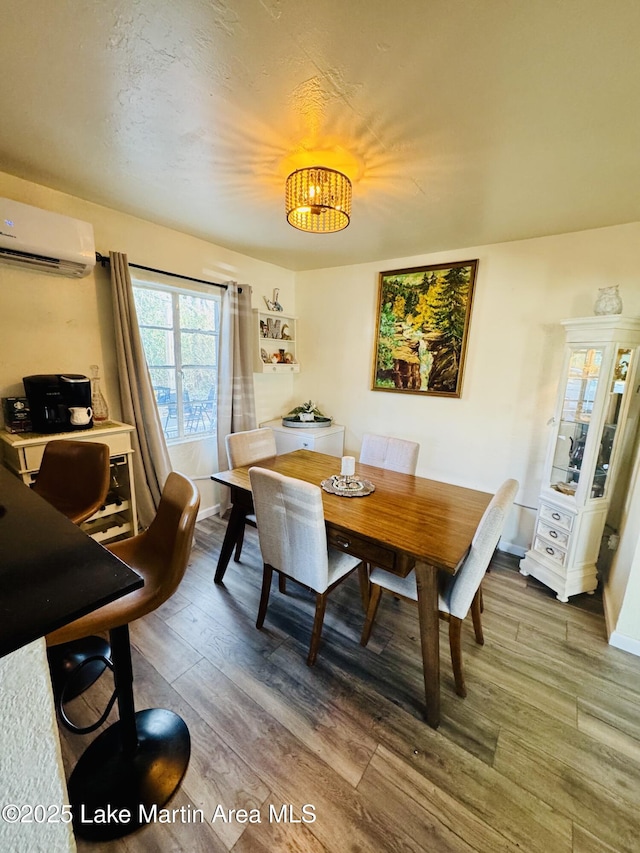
top-left (212, 449), bottom-right (492, 728)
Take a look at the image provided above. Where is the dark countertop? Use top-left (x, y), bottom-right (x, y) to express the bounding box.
top-left (0, 466), bottom-right (142, 658)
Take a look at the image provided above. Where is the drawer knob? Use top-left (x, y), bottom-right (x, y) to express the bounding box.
top-left (335, 537), bottom-right (350, 549)
top-left (546, 546), bottom-right (555, 555)
top-left (552, 512), bottom-right (561, 521)
top-left (549, 530), bottom-right (558, 539)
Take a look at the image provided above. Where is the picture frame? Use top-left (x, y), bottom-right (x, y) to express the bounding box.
top-left (371, 259), bottom-right (478, 398)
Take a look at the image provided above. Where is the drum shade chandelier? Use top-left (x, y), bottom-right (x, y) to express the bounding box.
top-left (285, 166), bottom-right (352, 233)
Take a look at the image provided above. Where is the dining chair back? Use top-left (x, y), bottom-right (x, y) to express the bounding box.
top-left (224, 427), bottom-right (277, 562)
top-left (359, 433), bottom-right (419, 475)
top-left (33, 439), bottom-right (111, 525)
top-left (249, 466), bottom-right (361, 665)
top-left (357, 433), bottom-right (420, 606)
top-left (226, 427), bottom-right (277, 469)
top-left (361, 478), bottom-right (518, 698)
top-left (442, 478), bottom-right (519, 622)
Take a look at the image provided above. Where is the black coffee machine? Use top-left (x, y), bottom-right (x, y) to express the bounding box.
top-left (23, 374), bottom-right (93, 433)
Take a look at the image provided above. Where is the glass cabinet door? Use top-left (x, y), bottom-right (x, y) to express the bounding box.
top-left (549, 347), bottom-right (603, 496)
top-left (589, 347), bottom-right (633, 498)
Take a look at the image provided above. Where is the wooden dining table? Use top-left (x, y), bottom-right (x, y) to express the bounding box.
top-left (212, 449), bottom-right (492, 728)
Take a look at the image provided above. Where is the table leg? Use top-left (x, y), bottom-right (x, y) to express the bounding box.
top-left (214, 502), bottom-right (247, 584)
top-left (414, 561), bottom-right (440, 728)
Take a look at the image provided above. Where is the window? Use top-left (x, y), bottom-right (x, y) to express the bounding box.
top-left (133, 281), bottom-right (220, 443)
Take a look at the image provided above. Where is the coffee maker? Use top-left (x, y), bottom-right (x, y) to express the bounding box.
top-left (23, 374), bottom-right (93, 433)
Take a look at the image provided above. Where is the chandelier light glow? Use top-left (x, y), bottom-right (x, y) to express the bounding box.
top-left (285, 166), bottom-right (352, 233)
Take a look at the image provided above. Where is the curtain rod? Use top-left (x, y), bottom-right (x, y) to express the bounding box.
top-left (95, 252), bottom-right (228, 290)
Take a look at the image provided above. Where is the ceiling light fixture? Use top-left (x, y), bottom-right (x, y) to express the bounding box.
top-left (285, 166), bottom-right (352, 233)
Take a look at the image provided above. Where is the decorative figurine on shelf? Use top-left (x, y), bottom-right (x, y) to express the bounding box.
top-left (264, 288), bottom-right (283, 312)
top-left (89, 364), bottom-right (109, 422)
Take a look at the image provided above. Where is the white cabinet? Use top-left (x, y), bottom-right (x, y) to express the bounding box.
top-left (260, 419), bottom-right (345, 457)
top-left (0, 420), bottom-right (138, 544)
top-left (520, 316), bottom-right (640, 601)
top-left (254, 309), bottom-right (300, 373)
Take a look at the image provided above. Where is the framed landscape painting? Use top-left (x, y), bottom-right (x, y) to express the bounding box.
top-left (371, 260), bottom-right (478, 397)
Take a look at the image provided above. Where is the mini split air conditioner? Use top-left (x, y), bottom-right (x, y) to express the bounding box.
top-left (0, 197), bottom-right (96, 278)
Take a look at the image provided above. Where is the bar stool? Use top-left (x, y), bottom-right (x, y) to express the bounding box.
top-left (32, 439), bottom-right (111, 524)
top-left (32, 439), bottom-right (113, 701)
top-left (46, 471), bottom-right (200, 841)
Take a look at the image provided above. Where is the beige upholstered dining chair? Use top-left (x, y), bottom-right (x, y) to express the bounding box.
top-left (359, 433), bottom-right (419, 475)
top-left (249, 466), bottom-right (362, 666)
top-left (358, 433), bottom-right (420, 606)
top-left (225, 427), bottom-right (277, 562)
top-left (360, 478), bottom-right (519, 698)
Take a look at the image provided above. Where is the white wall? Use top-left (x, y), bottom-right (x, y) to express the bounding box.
top-left (606, 443), bottom-right (640, 655)
top-left (293, 223), bottom-right (640, 642)
top-left (0, 641), bottom-right (75, 853)
top-left (0, 172), bottom-right (296, 514)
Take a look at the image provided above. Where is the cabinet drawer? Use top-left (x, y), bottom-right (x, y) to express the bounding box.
top-left (534, 536), bottom-right (567, 567)
top-left (328, 529), bottom-right (396, 571)
top-left (536, 521), bottom-right (570, 549)
top-left (23, 431), bottom-right (132, 472)
top-left (539, 503), bottom-right (573, 532)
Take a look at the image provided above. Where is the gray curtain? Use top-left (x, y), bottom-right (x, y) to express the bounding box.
top-left (110, 251), bottom-right (172, 528)
top-left (216, 282), bottom-right (256, 512)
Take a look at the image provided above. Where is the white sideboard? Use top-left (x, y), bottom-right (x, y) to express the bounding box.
top-left (260, 419), bottom-right (345, 457)
top-left (0, 420), bottom-right (138, 544)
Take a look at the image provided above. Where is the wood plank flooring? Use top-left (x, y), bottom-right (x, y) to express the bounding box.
top-left (57, 516), bottom-right (640, 852)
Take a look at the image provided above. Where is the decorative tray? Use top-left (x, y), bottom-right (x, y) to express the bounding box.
top-left (321, 476), bottom-right (375, 498)
top-left (282, 416), bottom-right (333, 429)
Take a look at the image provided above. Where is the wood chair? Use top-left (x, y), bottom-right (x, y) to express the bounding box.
top-left (46, 472), bottom-right (200, 840)
top-left (359, 433), bottom-right (419, 475)
top-left (360, 478), bottom-right (518, 698)
top-left (249, 466), bottom-right (361, 666)
top-left (32, 438), bottom-right (111, 524)
top-left (225, 427), bottom-right (277, 562)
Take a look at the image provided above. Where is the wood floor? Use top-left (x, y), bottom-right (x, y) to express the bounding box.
top-left (58, 515), bottom-right (640, 853)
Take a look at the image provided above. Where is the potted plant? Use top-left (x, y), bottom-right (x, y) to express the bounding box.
top-left (282, 400), bottom-right (332, 428)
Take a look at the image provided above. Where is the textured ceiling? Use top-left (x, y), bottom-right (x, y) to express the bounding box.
top-left (2, 0), bottom-right (640, 270)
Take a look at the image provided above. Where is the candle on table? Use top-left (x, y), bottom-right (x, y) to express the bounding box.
top-left (341, 456), bottom-right (355, 477)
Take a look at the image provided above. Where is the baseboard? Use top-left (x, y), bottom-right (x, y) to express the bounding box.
top-left (498, 540), bottom-right (526, 559)
top-left (197, 503), bottom-right (220, 522)
top-left (602, 586), bottom-right (640, 657)
top-left (608, 630), bottom-right (640, 658)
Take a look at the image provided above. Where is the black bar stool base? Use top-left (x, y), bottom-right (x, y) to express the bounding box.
top-left (48, 635), bottom-right (110, 701)
top-left (68, 708), bottom-right (190, 841)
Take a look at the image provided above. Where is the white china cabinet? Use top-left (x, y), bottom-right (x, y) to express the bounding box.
top-left (520, 316), bottom-right (640, 601)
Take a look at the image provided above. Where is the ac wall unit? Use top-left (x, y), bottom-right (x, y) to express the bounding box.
top-left (0, 197), bottom-right (96, 278)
